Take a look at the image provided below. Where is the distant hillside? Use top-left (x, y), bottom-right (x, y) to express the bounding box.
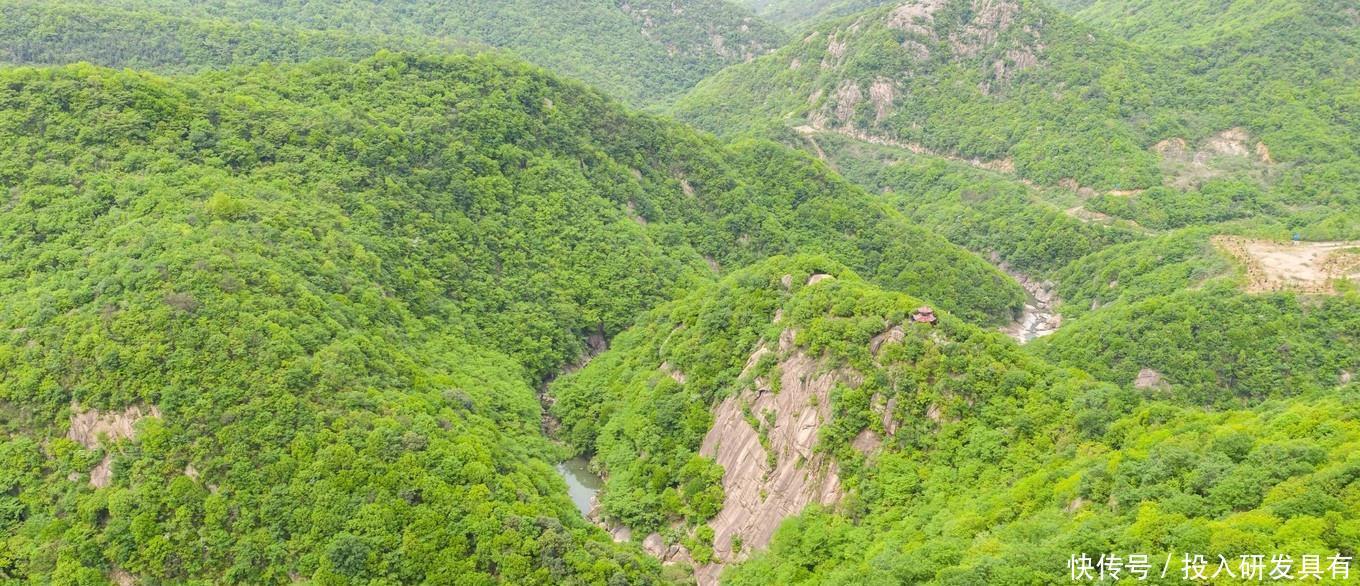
top-left (1072, 0), bottom-right (1360, 51)
top-left (674, 0), bottom-right (1164, 191)
top-left (737, 0), bottom-right (892, 27)
top-left (783, 128), bottom-right (1360, 409)
top-left (675, 0), bottom-right (1360, 220)
top-left (0, 0), bottom-right (787, 106)
top-left (1046, 0), bottom-right (1097, 10)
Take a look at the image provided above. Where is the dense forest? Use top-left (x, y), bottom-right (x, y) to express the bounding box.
top-left (555, 256), bottom-right (1360, 583)
top-left (0, 0), bottom-right (786, 106)
top-left (735, 0), bottom-right (892, 27)
top-left (1, 0), bottom-right (1358, 584)
top-left (0, 51), bottom-right (1028, 582)
top-left (673, 0), bottom-right (1360, 230)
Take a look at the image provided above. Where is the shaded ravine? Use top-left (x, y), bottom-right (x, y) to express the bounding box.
top-left (540, 328), bottom-right (612, 531)
top-left (994, 258), bottom-right (1061, 343)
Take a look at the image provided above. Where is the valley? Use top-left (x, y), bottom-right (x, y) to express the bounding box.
top-left (0, 1), bottom-right (1358, 584)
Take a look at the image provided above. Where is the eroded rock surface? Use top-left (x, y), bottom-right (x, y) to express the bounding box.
top-left (696, 335), bottom-right (844, 580)
top-left (1156, 128), bottom-right (1275, 190)
top-left (1134, 368), bottom-right (1169, 390)
top-left (67, 403), bottom-right (161, 488)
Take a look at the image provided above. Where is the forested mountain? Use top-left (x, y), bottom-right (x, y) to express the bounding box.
top-left (673, 0), bottom-right (1360, 232)
top-left (1047, 0), bottom-right (1097, 10)
top-left (736, 0), bottom-right (892, 27)
top-left (671, 2), bottom-right (1360, 437)
top-left (3, 1), bottom-right (1359, 585)
top-left (780, 129), bottom-right (1360, 407)
top-left (1071, 0), bottom-right (1360, 49)
top-left (550, 255), bottom-right (1360, 583)
top-left (0, 51), bottom-right (1030, 582)
top-left (0, 0), bottom-right (787, 106)
top-left (674, 0), bottom-right (1169, 190)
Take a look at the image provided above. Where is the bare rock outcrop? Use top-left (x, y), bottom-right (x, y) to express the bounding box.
top-left (806, 273), bottom-right (835, 286)
top-left (110, 568), bottom-right (136, 586)
top-left (661, 361), bottom-right (688, 384)
top-left (696, 338), bottom-right (845, 580)
top-left (1200, 128), bottom-right (1251, 160)
top-left (887, 0), bottom-right (950, 38)
top-left (587, 494), bottom-right (633, 543)
top-left (832, 80), bottom-right (862, 124)
top-left (852, 429), bottom-right (882, 453)
top-left (885, 0), bottom-right (1039, 89)
top-left (870, 325), bottom-right (905, 356)
top-left (869, 78), bottom-right (896, 122)
top-left (68, 403), bottom-right (161, 488)
top-left (68, 403), bottom-right (160, 449)
top-left (1157, 128), bottom-right (1275, 189)
top-left (1133, 368), bottom-right (1169, 391)
top-left (812, 0), bottom-right (1042, 135)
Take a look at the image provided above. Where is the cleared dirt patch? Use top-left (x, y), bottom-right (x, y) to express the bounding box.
top-left (1214, 236), bottom-right (1360, 294)
top-left (1156, 129), bottom-right (1274, 190)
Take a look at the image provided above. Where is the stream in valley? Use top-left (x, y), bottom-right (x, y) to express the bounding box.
top-left (556, 456), bottom-right (602, 516)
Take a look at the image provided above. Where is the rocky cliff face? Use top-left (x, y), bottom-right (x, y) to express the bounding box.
top-left (674, 275), bottom-right (898, 584)
top-left (806, 0), bottom-right (1047, 131)
top-left (549, 261), bottom-right (969, 585)
top-left (699, 327), bottom-right (846, 568)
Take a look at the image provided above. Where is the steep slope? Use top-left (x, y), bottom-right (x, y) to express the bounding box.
top-left (738, 0), bottom-right (893, 27)
top-left (1072, 0), bottom-right (1360, 51)
top-left (820, 126), bottom-right (1360, 408)
top-left (1071, 0), bottom-right (1360, 212)
top-left (551, 255), bottom-right (1078, 582)
top-left (799, 131), bottom-right (1141, 276)
top-left (677, 0), bottom-right (1360, 221)
top-left (0, 0), bottom-right (787, 106)
top-left (725, 382), bottom-right (1360, 584)
top-left (674, 0), bottom-right (1163, 190)
top-left (0, 52), bottom-right (1027, 581)
top-left (0, 1), bottom-right (475, 73)
top-left (552, 255), bottom-right (1360, 584)
top-left (1047, 0), bottom-right (1097, 10)
top-left (1034, 229), bottom-right (1360, 406)
top-left (0, 54), bottom-right (674, 584)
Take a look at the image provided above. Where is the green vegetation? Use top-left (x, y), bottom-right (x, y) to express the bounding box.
top-left (0, 50), bottom-right (1030, 581)
top-left (802, 132), bottom-right (1139, 276)
top-left (736, 0), bottom-right (892, 27)
top-left (1071, 0), bottom-right (1359, 50)
top-left (0, 0), bottom-right (475, 74)
top-left (0, 52), bottom-right (688, 584)
top-left (3, 1), bottom-right (1360, 584)
top-left (796, 130), bottom-right (1360, 410)
top-left (727, 385), bottom-right (1360, 584)
top-left (673, 0), bottom-right (1167, 190)
top-left (551, 255), bottom-right (1360, 583)
top-left (1086, 182), bottom-right (1273, 230)
top-left (673, 0), bottom-right (1360, 224)
top-left (1036, 285), bottom-right (1360, 405)
top-left (552, 254), bottom-right (1048, 534)
top-left (0, 0), bottom-right (787, 106)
